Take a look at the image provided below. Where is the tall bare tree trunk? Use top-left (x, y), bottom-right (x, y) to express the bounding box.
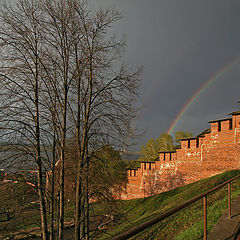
top-left (50, 128), bottom-right (56, 240)
top-left (80, 193), bottom-right (86, 239)
top-left (74, 43), bottom-right (85, 239)
top-left (75, 73), bottom-right (92, 239)
top-left (85, 156), bottom-right (89, 240)
top-left (58, 87), bottom-right (68, 240)
top-left (36, 155), bottom-right (49, 240)
top-left (34, 47), bottom-right (49, 240)
top-left (74, 176), bottom-right (82, 239)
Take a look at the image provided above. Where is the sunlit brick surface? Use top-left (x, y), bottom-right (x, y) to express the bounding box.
top-left (120, 113), bottom-right (240, 200)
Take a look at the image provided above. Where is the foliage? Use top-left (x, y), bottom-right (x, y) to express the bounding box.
top-left (126, 160), bottom-right (141, 169)
top-left (90, 145), bottom-right (128, 200)
top-left (138, 131), bottom-right (193, 162)
top-left (139, 133), bottom-right (175, 162)
top-left (55, 143), bottom-right (128, 200)
top-left (0, 181), bottom-right (39, 238)
top-left (175, 131), bottom-right (193, 145)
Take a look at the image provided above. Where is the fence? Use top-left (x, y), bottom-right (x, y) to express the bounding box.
top-left (112, 173), bottom-right (240, 240)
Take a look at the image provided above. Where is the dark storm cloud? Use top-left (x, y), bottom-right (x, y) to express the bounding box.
top-left (93, 0), bottom-right (240, 150)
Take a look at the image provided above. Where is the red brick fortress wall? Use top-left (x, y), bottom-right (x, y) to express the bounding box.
top-left (120, 111), bottom-right (240, 200)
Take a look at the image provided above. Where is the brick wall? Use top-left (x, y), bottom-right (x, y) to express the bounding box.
top-left (120, 111), bottom-right (240, 200)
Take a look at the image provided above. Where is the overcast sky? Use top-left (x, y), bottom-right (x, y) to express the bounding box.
top-left (2, 0), bottom-right (240, 151)
top-left (92, 0), bottom-right (240, 151)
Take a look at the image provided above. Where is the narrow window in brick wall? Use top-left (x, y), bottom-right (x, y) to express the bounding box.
top-left (134, 170), bottom-right (136, 177)
top-left (163, 153), bottom-right (166, 161)
top-left (144, 163), bottom-right (146, 170)
top-left (188, 139), bottom-right (190, 148)
top-left (229, 119), bottom-right (232, 130)
top-left (170, 153), bottom-right (172, 160)
top-left (129, 170), bottom-right (132, 177)
top-left (218, 121), bottom-right (221, 132)
top-left (196, 138), bottom-right (199, 148)
top-left (149, 163), bottom-right (151, 170)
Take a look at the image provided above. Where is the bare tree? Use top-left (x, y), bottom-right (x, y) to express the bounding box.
top-left (69, 4), bottom-right (141, 239)
top-left (0, 1), bottom-right (50, 239)
top-left (0, 1), bottom-right (141, 240)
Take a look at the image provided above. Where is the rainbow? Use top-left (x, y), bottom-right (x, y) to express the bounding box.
top-left (167, 56), bottom-right (240, 135)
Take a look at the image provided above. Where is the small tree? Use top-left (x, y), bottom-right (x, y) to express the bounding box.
top-left (139, 133), bottom-right (175, 162)
top-left (139, 131), bottom-right (193, 162)
top-left (90, 145), bottom-right (128, 200)
top-left (175, 131), bottom-right (193, 145)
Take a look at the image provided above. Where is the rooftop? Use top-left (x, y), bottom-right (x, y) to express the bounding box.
top-left (158, 150), bottom-right (176, 153)
top-left (126, 167), bottom-right (140, 170)
top-left (139, 161), bottom-right (156, 163)
top-left (180, 137), bottom-right (198, 141)
top-left (197, 129), bottom-right (211, 138)
top-left (208, 117), bottom-right (232, 123)
top-left (229, 111), bottom-right (240, 116)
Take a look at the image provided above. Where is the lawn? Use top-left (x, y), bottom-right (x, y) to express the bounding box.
top-left (1, 169), bottom-right (240, 240)
top-left (0, 181), bottom-right (40, 238)
top-left (98, 169), bottom-right (240, 240)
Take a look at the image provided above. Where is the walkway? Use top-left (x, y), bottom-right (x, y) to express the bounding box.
top-left (208, 194), bottom-right (240, 240)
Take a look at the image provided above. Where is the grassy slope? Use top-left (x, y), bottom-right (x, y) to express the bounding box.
top-left (99, 169), bottom-right (240, 240)
top-left (1, 170), bottom-right (240, 239)
top-left (0, 181), bottom-right (40, 237)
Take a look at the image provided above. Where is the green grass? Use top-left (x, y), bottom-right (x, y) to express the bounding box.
top-left (1, 169), bottom-right (240, 240)
top-left (0, 181), bottom-right (40, 237)
top-left (98, 169), bottom-right (240, 240)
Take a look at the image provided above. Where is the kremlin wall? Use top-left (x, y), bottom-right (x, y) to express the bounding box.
top-left (120, 110), bottom-right (240, 200)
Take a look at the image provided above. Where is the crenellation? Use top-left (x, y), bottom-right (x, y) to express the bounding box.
top-left (159, 151), bottom-right (176, 161)
top-left (210, 122), bottom-right (219, 133)
top-left (180, 139), bottom-right (188, 149)
top-left (222, 119), bottom-right (232, 132)
top-left (159, 152), bottom-right (165, 161)
top-left (120, 110), bottom-right (240, 200)
top-left (172, 152), bottom-right (177, 161)
top-left (166, 152), bottom-right (171, 161)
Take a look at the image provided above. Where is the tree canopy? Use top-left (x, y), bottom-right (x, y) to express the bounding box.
top-left (175, 131), bottom-right (193, 145)
top-left (139, 133), bottom-right (175, 162)
top-left (138, 131), bottom-right (193, 162)
top-left (59, 144), bottom-right (127, 200)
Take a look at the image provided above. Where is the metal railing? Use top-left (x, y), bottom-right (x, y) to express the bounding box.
top-left (113, 173), bottom-right (240, 240)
